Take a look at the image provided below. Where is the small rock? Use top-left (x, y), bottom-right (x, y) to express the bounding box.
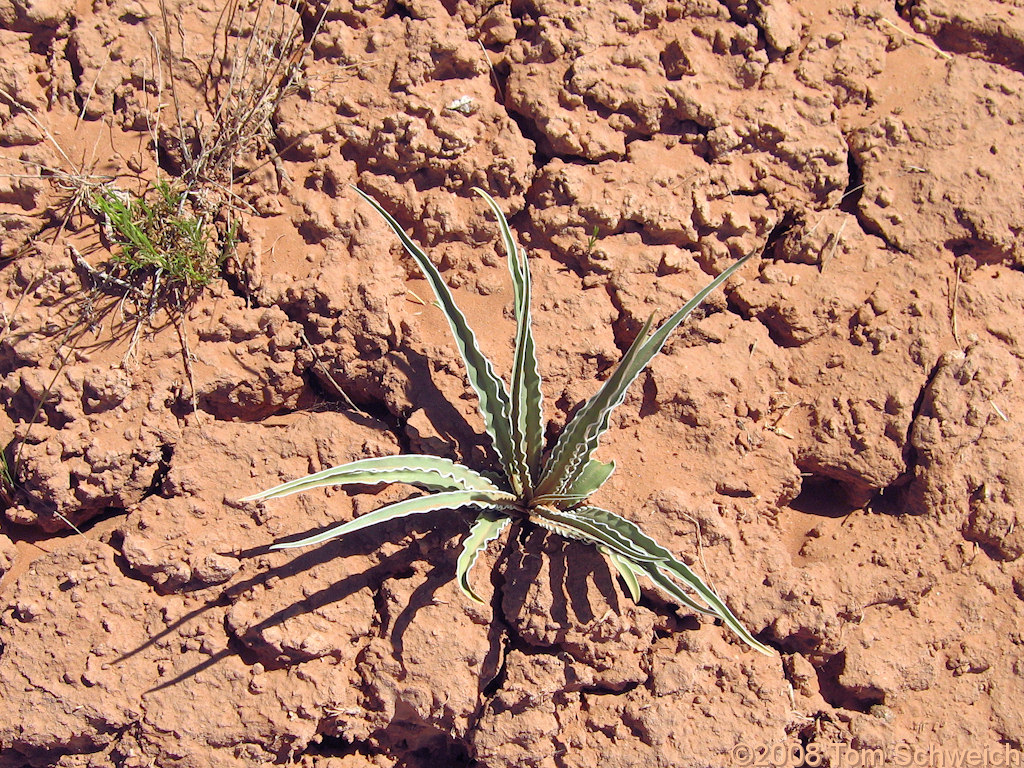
top-left (193, 553), bottom-right (239, 585)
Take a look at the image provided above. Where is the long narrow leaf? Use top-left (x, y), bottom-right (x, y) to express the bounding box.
top-left (530, 505), bottom-right (711, 617)
top-left (456, 511), bottom-right (511, 602)
top-left (534, 314), bottom-right (655, 499)
top-left (535, 250), bottom-right (757, 499)
top-left (641, 562), bottom-right (719, 616)
top-left (270, 489), bottom-right (518, 550)
top-left (529, 504), bottom-right (662, 564)
top-left (351, 187), bottom-right (519, 493)
top-left (240, 455), bottom-right (503, 502)
top-left (474, 187), bottom-right (544, 493)
top-left (532, 504), bottom-right (771, 655)
top-left (533, 457), bottom-right (615, 507)
top-left (605, 548), bottom-right (641, 602)
top-left (653, 557), bottom-right (773, 656)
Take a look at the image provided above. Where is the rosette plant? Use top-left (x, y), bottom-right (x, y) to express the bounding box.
top-left (243, 187), bottom-right (771, 655)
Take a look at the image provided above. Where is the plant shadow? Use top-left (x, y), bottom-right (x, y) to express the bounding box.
top-left (391, 346), bottom-right (496, 469)
top-left (126, 500), bottom-right (631, 704)
top-left (122, 509), bottom-right (469, 693)
top-left (496, 525), bottom-right (624, 636)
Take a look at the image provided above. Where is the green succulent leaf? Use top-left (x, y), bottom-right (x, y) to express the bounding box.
top-left (604, 548), bottom-right (641, 602)
top-left (529, 503), bottom-right (663, 564)
top-left (457, 510), bottom-right (512, 603)
top-left (269, 489), bottom-right (518, 550)
top-left (533, 457), bottom-right (615, 508)
top-left (474, 187), bottom-right (544, 493)
top-left (533, 313), bottom-right (654, 499)
top-left (535, 250), bottom-right (758, 500)
top-left (239, 454), bottom-right (503, 502)
top-left (528, 504), bottom-right (711, 619)
top-left (644, 564), bottom-right (772, 655)
top-left (351, 187), bottom-right (520, 494)
top-left (532, 504), bottom-right (772, 656)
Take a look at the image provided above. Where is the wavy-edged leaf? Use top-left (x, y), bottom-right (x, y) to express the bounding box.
top-left (457, 510), bottom-right (512, 603)
top-left (641, 563), bottom-right (718, 617)
top-left (270, 489), bottom-right (518, 550)
top-left (650, 556), bottom-right (772, 655)
top-left (240, 455), bottom-right (503, 502)
top-left (605, 548), bottom-right (641, 602)
top-left (535, 250), bottom-right (757, 500)
top-left (530, 505), bottom-right (712, 618)
top-left (533, 458), bottom-right (614, 507)
top-left (531, 504), bottom-right (772, 655)
top-left (643, 563), bottom-right (772, 655)
top-left (534, 314), bottom-right (654, 499)
top-left (474, 187), bottom-right (544, 493)
top-left (351, 187), bottom-right (519, 493)
top-left (529, 504), bottom-right (661, 564)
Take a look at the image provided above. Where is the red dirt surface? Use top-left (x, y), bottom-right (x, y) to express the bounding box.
top-left (1, 0), bottom-right (1023, 765)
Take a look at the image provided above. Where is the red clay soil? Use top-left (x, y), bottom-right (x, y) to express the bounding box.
top-left (2, 0), bottom-right (1023, 766)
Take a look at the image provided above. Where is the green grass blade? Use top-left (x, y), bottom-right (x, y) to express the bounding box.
top-left (535, 251), bottom-right (757, 500)
top-left (270, 489), bottom-right (518, 550)
top-left (456, 510), bottom-right (511, 603)
top-left (351, 187), bottom-right (519, 492)
top-left (94, 190), bottom-right (158, 262)
top-left (473, 188), bottom-right (544, 490)
top-left (240, 455), bottom-right (504, 502)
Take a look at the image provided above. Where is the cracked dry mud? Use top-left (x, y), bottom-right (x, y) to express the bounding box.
top-left (2, 0), bottom-right (1024, 765)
